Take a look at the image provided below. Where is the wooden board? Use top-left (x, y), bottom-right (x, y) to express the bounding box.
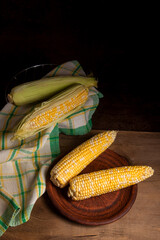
top-left (46, 149), bottom-right (137, 225)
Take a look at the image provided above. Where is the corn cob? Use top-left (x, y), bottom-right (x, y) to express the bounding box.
top-left (68, 166), bottom-right (154, 200)
top-left (8, 76), bottom-right (97, 106)
top-left (50, 131), bottom-right (118, 188)
top-left (12, 84), bottom-right (89, 141)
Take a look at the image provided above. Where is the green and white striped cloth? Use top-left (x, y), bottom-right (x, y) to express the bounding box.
top-left (0, 60), bottom-right (103, 236)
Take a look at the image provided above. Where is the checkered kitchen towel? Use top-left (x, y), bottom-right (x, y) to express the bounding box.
top-left (0, 60), bottom-right (103, 236)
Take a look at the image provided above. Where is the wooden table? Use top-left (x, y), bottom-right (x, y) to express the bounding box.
top-left (1, 130), bottom-right (160, 240)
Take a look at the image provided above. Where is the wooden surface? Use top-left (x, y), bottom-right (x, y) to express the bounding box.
top-left (1, 130), bottom-right (160, 240)
top-left (46, 149), bottom-right (137, 226)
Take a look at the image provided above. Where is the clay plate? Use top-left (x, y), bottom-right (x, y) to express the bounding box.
top-left (46, 149), bottom-right (137, 225)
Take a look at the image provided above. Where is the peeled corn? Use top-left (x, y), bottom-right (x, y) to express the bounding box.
top-left (50, 131), bottom-right (117, 188)
top-left (8, 76), bottom-right (97, 106)
top-left (13, 84), bottom-right (89, 140)
top-left (68, 166), bottom-right (154, 200)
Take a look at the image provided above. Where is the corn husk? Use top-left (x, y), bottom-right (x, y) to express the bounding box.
top-left (8, 76), bottom-right (97, 106)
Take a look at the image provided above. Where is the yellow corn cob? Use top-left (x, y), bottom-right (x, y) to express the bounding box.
top-left (13, 84), bottom-right (89, 141)
top-left (68, 166), bottom-right (154, 200)
top-left (50, 131), bottom-right (118, 188)
top-left (8, 76), bottom-right (97, 106)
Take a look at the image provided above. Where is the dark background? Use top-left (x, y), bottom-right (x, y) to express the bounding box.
top-left (0, 1), bottom-right (159, 131)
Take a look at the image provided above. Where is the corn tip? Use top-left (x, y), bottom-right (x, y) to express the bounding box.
top-left (144, 166), bottom-right (154, 178)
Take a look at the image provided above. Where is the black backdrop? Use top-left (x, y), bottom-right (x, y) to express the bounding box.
top-left (0, 1), bottom-right (159, 131)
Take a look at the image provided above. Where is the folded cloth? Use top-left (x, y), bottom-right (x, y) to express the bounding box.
top-left (0, 60), bottom-right (103, 236)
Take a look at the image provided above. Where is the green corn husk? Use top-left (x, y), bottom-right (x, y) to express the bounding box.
top-left (8, 76), bottom-right (97, 106)
top-left (12, 84), bottom-right (89, 141)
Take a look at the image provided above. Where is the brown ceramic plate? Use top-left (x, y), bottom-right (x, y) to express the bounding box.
top-left (46, 149), bottom-right (137, 225)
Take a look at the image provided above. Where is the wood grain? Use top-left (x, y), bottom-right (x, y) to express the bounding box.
top-left (46, 149), bottom-right (137, 225)
top-left (1, 131), bottom-right (160, 240)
